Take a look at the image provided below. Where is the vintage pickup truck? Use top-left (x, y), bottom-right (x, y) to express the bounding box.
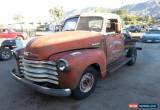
top-left (12, 13), bottom-right (139, 99)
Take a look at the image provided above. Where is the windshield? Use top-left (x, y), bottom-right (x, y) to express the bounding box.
top-left (63, 16), bottom-right (103, 32)
top-left (62, 17), bottom-right (78, 31)
top-left (146, 30), bottom-right (160, 34)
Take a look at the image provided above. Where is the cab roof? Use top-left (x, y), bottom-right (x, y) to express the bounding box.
top-left (80, 13), bottom-right (121, 20)
top-left (66, 12), bottom-right (121, 22)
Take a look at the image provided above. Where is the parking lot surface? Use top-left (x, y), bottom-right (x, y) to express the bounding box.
top-left (0, 43), bottom-right (160, 110)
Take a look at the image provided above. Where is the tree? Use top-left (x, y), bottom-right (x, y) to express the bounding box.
top-left (13, 14), bottom-right (24, 23)
top-left (146, 15), bottom-right (153, 25)
top-left (123, 14), bottom-right (143, 25)
top-left (94, 7), bottom-right (111, 13)
top-left (112, 9), bottom-right (128, 17)
top-left (49, 6), bottom-right (65, 25)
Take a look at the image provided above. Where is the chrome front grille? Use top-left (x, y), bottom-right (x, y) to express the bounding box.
top-left (19, 57), bottom-right (59, 85)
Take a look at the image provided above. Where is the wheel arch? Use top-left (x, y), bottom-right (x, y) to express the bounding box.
top-left (87, 63), bottom-right (101, 78)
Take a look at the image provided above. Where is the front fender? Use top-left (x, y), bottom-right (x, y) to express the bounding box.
top-left (49, 49), bottom-right (107, 89)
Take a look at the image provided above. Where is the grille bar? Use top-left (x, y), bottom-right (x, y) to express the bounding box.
top-left (19, 57), bottom-right (59, 85)
top-left (24, 75), bottom-right (59, 84)
top-left (22, 58), bottom-right (56, 65)
top-left (19, 63), bottom-right (57, 71)
top-left (22, 71), bottom-right (58, 80)
top-left (20, 66), bottom-right (58, 75)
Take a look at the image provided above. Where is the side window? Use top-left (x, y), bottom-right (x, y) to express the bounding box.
top-left (89, 20), bottom-right (102, 28)
top-left (106, 19), bottom-right (117, 33)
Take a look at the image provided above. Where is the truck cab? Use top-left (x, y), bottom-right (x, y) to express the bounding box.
top-left (12, 13), bottom-right (137, 99)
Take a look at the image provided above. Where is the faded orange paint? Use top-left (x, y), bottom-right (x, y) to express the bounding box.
top-left (18, 30), bottom-right (125, 89)
top-left (105, 34), bottom-right (124, 64)
top-left (24, 31), bottom-right (102, 60)
top-left (49, 49), bottom-right (107, 89)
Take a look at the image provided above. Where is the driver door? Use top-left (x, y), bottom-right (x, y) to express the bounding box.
top-left (104, 20), bottom-right (124, 64)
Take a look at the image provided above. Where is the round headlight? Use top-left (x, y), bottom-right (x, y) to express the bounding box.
top-left (57, 59), bottom-right (69, 72)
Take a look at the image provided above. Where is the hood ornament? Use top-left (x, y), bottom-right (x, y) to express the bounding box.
top-left (24, 51), bottom-right (38, 58)
top-left (24, 51), bottom-right (35, 57)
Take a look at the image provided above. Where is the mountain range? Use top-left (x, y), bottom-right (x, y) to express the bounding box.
top-left (122, 0), bottom-right (160, 18)
top-left (66, 0), bottom-right (160, 19)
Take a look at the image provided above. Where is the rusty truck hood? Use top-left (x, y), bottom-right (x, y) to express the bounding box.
top-left (24, 31), bottom-right (102, 60)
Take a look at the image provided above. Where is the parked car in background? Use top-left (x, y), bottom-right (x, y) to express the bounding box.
top-left (0, 28), bottom-right (28, 40)
top-left (122, 29), bottom-right (132, 39)
top-left (141, 29), bottom-right (160, 43)
top-left (36, 23), bottom-right (50, 32)
top-left (0, 38), bottom-right (24, 60)
top-left (128, 26), bottom-right (141, 32)
top-left (0, 28), bottom-right (27, 60)
top-left (8, 23), bottom-right (36, 37)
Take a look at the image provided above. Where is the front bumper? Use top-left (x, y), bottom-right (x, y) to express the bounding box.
top-left (11, 69), bottom-right (71, 96)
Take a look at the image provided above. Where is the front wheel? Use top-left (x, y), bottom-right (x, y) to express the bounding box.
top-left (71, 67), bottom-right (98, 100)
top-left (0, 48), bottom-right (12, 60)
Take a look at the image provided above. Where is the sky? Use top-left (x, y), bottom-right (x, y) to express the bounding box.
top-left (0, 0), bottom-right (148, 24)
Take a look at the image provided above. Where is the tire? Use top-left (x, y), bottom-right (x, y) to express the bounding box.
top-left (71, 67), bottom-right (98, 100)
top-left (127, 48), bottom-right (137, 66)
top-left (0, 48), bottom-right (12, 60)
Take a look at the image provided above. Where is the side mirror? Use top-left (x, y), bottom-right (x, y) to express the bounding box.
top-left (115, 23), bottom-right (121, 33)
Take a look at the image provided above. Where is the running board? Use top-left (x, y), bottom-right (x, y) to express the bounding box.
top-left (107, 57), bottom-right (131, 73)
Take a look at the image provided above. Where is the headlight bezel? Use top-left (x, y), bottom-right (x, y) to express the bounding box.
top-left (57, 59), bottom-right (69, 72)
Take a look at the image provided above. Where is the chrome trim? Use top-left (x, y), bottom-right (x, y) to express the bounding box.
top-left (19, 63), bottom-right (57, 71)
top-left (22, 71), bottom-right (58, 80)
top-left (58, 59), bottom-right (69, 68)
top-left (19, 57), bottom-right (59, 85)
top-left (91, 42), bottom-right (101, 47)
top-left (20, 66), bottom-right (58, 75)
top-left (11, 72), bottom-right (71, 96)
top-left (22, 58), bottom-right (56, 65)
top-left (57, 59), bottom-right (69, 71)
top-left (70, 52), bottom-right (81, 56)
top-left (24, 75), bottom-right (59, 84)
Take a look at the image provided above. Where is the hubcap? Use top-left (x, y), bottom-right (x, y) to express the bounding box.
top-left (80, 73), bottom-right (95, 93)
top-left (1, 51), bottom-right (10, 59)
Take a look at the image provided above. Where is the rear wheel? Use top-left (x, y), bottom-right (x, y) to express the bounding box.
top-left (127, 48), bottom-right (137, 66)
top-left (72, 67), bottom-right (98, 100)
top-left (0, 48), bottom-right (12, 60)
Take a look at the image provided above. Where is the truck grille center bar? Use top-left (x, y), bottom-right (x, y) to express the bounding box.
top-left (19, 57), bottom-right (59, 85)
